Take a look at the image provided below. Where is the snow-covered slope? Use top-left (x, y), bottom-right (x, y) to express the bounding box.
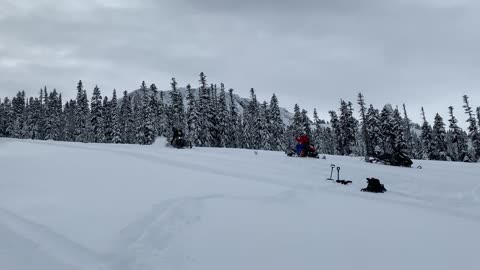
top-left (1, 138), bottom-right (479, 270)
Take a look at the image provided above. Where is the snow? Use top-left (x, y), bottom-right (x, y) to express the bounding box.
top-left (1, 138), bottom-right (480, 270)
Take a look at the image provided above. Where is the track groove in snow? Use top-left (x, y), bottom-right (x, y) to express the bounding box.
top-left (0, 207), bottom-right (102, 270)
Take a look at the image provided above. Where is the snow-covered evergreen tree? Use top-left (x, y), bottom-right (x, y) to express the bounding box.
top-left (1, 98), bottom-right (14, 137)
top-left (432, 113), bottom-right (447, 160)
top-left (119, 91), bottom-right (131, 143)
top-left (197, 72), bottom-right (214, 147)
top-left (357, 93), bottom-right (371, 158)
top-left (477, 106), bottom-right (480, 130)
top-left (259, 101), bottom-right (271, 150)
top-left (329, 110), bottom-right (341, 155)
top-left (338, 100), bottom-right (357, 155)
top-left (447, 106), bottom-right (469, 161)
top-left (169, 78), bottom-right (185, 131)
top-left (103, 96), bottom-right (113, 143)
top-left (64, 99), bottom-right (76, 141)
top-left (268, 94), bottom-right (285, 151)
top-left (217, 84), bottom-right (229, 147)
top-left (402, 104), bottom-right (415, 157)
top-left (133, 94), bottom-right (144, 144)
top-left (392, 107), bottom-right (408, 156)
top-left (90, 85), bottom-right (104, 143)
top-left (185, 84), bottom-right (198, 146)
top-left (463, 95), bottom-right (480, 160)
top-left (365, 105), bottom-right (382, 157)
top-left (301, 109), bottom-right (312, 138)
top-left (290, 104), bottom-right (304, 137)
top-left (379, 104), bottom-right (395, 156)
top-left (74, 80), bottom-right (90, 142)
top-left (43, 89), bottom-right (63, 141)
top-left (111, 89), bottom-right (122, 144)
top-left (37, 87), bottom-right (47, 140)
top-left (226, 88), bottom-right (239, 148)
top-left (12, 91), bottom-right (27, 139)
top-left (420, 107), bottom-right (434, 160)
top-left (141, 81), bottom-right (156, 145)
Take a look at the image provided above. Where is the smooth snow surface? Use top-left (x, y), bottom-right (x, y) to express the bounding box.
top-left (1, 138), bottom-right (479, 270)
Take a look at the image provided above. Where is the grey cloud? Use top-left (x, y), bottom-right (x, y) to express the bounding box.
top-left (1, 0), bottom-right (480, 127)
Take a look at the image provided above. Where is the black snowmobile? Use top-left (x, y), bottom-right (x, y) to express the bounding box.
top-left (169, 128), bottom-right (192, 149)
top-left (285, 144), bottom-right (319, 158)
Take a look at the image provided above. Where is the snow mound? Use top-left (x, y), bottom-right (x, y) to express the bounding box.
top-left (152, 136), bottom-right (169, 148)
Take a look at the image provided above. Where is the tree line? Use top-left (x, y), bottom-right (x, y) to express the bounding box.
top-left (1, 72), bottom-right (479, 162)
top-left (0, 73), bottom-right (286, 151)
top-left (305, 93), bottom-right (480, 162)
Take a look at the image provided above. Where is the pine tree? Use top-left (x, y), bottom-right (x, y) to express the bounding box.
top-left (329, 110), bottom-right (341, 155)
top-left (357, 93), bottom-right (371, 158)
top-left (432, 113), bottom-right (447, 160)
top-left (236, 114), bottom-right (246, 148)
top-left (64, 99), bottom-right (76, 141)
top-left (217, 84), bottom-right (229, 147)
top-left (140, 81), bottom-right (155, 145)
top-left (44, 89), bottom-right (62, 141)
top-left (149, 84), bottom-right (161, 137)
top-left (259, 101), bottom-right (271, 150)
top-left (58, 93), bottom-right (66, 141)
top-left (323, 127), bottom-right (337, 155)
top-left (110, 89), bottom-right (122, 143)
top-left (379, 104), bottom-right (395, 155)
top-left (37, 87), bottom-right (47, 140)
top-left (366, 105), bottom-right (382, 157)
top-left (169, 78), bottom-right (185, 131)
top-left (269, 94), bottom-right (285, 151)
top-left (90, 85), bottom-right (104, 143)
top-left (208, 84), bottom-right (220, 147)
top-left (226, 88), bottom-right (239, 148)
top-left (312, 108), bottom-right (322, 151)
top-left (290, 104), bottom-right (303, 136)
top-left (197, 72), bottom-right (213, 146)
top-left (185, 84), bottom-right (198, 146)
top-left (420, 107), bottom-right (434, 160)
top-left (1, 98), bottom-right (14, 137)
top-left (402, 104), bottom-right (415, 157)
top-left (74, 80), bottom-right (90, 142)
top-left (338, 100), bottom-right (357, 155)
top-left (392, 107), bottom-right (408, 156)
top-left (463, 95), bottom-right (480, 160)
top-left (25, 97), bottom-right (40, 139)
top-left (477, 107), bottom-right (480, 130)
top-left (120, 91), bottom-right (132, 143)
top-left (12, 91), bottom-right (27, 139)
top-left (301, 109), bottom-right (312, 138)
top-left (103, 96), bottom-right (113, 143)
top-left (411, 132), bottom-right (423, 159)
top-left (133, 95), bottom-right (144, 144)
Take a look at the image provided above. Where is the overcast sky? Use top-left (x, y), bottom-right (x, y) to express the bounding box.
top-left (1, 0), bottom-right (480, 126)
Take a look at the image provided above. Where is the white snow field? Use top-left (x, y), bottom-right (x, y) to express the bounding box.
top-left (1, 138), bottom-right (480, 270)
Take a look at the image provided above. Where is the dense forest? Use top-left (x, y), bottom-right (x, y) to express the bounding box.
top-left (1, 72), bottom-right (479, 162)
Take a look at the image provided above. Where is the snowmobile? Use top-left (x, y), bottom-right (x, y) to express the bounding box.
top-left (169, 135), bottom-right (192, 149)
top-left (286, 144), bottom-right (319, 158)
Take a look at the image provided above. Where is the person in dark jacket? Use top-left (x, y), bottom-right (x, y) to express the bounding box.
top-left (171, 127), bottom-right (184, 146)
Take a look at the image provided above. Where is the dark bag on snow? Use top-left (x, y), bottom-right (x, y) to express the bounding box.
top-left (361, 178), bottom-right (387, 193)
